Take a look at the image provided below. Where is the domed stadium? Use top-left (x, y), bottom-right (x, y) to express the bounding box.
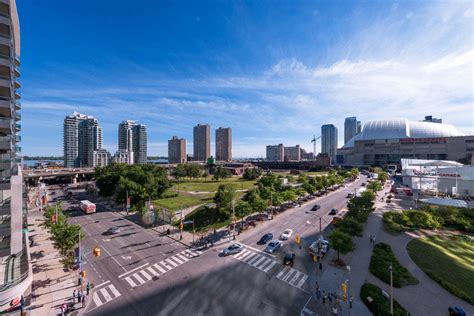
top-left (337, 118), bottom-right (473, 167)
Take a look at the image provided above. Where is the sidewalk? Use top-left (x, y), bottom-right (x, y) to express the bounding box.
top-left (27, 209), bottom-right (86, 316)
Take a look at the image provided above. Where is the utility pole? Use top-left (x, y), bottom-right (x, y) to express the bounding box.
top-left (232, 199), bottom-right (236, 240)
top-left (347, 265), bottom-right (351, 316)
top-left (389, 264), bottom-right (393, 315)
top-left (126, 190), bottom-right (129, 215)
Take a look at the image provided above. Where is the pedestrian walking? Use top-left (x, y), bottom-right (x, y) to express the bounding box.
top-left (20, 295), bottom-right (25, 314)
top-left (350, 295), bottom-right (353, 308)
top-left (77, 290), bottom-right (82, 304)
top-left (332, 306), bottom-right (338, 315)
top-left (322, 291), bottom-right (326, 305)
top-left (315, 280), bottom-right (319, 290)
top-left (81, 295), bottom-right (86, 308)
top-left (73, 289), bottom-right (76, 303)
top-left (86, 282), bottom-right (91, 295)
top-left (319, 261), bottom-right (322, 271)
top-left (328, 293), bottom-right (332, 303)
top-left (369, 234), bottom-right (373, 243)
top-left (316, 288), bottom-right (321, 300)
top-left (61, 303), bottom-right (66, 316)
top-left (372, 236), bottom-right (376, 244)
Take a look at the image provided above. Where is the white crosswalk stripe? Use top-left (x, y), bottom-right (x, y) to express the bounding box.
top-left (231, 248), bottom-right (278, 274)
top-left (276, 266), bottom-right (308, 290)
top-left (120, 249), bottom-right (202, 289)
top-left (91, 284), bottom-right (121, 309)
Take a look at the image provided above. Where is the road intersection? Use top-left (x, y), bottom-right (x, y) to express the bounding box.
top-left (47, 176), bottom-right (366, 315)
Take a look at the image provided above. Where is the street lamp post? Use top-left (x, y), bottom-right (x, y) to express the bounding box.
top-left (232, 199), bottom-right (236, 240)
top-left (389, 264), bottom-right (393, 315)
top-left (347, 265), bottom-right (351, 316)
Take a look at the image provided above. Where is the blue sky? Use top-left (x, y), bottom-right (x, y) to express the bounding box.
top-left (19, 0), bottom-right (473, 157)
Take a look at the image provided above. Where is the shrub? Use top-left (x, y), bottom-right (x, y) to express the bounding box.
top-left (360, 283), bottom-right (410, 316)
top-left (369, 243), bottom-right (418, 287)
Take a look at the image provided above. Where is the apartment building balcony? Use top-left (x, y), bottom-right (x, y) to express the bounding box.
top-left (14, 101), bottom-right (19, 110)
top-left (0, 135), bottom-right (11, 150)
top-left (13, 68), bottom-right (19, 78)
top-left (14, 92), bottom-right (19, 100)
top-left (0, 198), bottom-right (10, 216)
top-left (14, 123), bottom-right (19, 132)
top-left (0, 117), bottom-right (11, 135)
top-left (14, 113), bottom-right (19, 121)
top-left (14, 55), bottom-right (19, 67)
top-left (0, 233), bottom-right (32, 310)
top-left (14, 80), bottom-right (19, 89)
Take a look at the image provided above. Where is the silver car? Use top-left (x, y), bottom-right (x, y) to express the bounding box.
top-left (265, 240), bottom-right (281, 253)
top-left (222, 243), bottom-right (243, 256)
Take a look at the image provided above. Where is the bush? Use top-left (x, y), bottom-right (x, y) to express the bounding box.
top-left (361, 283), bottom-right (410, 316)
top-left (369, 243), bottom-right (418, 287)
top-left (383, 210), bottom-right (443, 232)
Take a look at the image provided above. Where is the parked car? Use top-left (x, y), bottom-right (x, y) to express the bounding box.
top-left (283, 253), bottom-right (295, 267)
top-left (107, 226), bottom-right (121, 234)
top-left (309, 239), bottom-right (330, 257)
top-left (257, 233), bottom-right (273, 245)
top-left (265, 240), bottom-right (281, 253)
top-left (449, 307), bottom-right (466, 316)
top-left (221, 243), bottom-right (243, 256)
top-left (329, 208), bottom-right (338, 215)
top-left (346, 193), bottom-right (354, 198)
top-left (280, 229), bottom-right (293, 240)
top-left (311, 204), bottom-right (321, 211)
top-left (361, 182), bottom-right (366, 186)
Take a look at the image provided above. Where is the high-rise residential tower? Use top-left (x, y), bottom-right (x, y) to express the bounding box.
top-left (321, 124), bottom-right (338, 163)
top-left (193, 124), bottom-right (210, 161)
top-left (344, 116), bottom-right (361, 144)
top-left (118, 120), bottom-right (147, 164)
top-left (215, 127), bottom-right (232, 162)
top-left (0, 1), bottom-right (32, 309)
top-left (168, 136), bottom-right (186, 164)
top-left (266, 144), bottom-right (284, 161)
top-left (64, 112), bottom-right (102, 168)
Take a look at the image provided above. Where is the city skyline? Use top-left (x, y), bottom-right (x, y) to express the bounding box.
top-left (17, 1), bottom-right (474, 157)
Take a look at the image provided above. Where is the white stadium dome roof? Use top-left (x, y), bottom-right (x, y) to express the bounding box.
top-left (343, 118), bottom-right (465, 149)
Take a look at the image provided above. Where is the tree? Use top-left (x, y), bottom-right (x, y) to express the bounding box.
top-left (328, 229), bottom-right (354, 260)
top-left (281, 189), bottom-right (297, 202)
top-left (242, 168), bottom-right (262, 180)
top-left (174, 164), bottom-right (187, 180)
top-left (367, 181), bottom-right (382, 192)
top-left (213, 184), bottom-right (236, 213)
top-left (213, 166), bottom-right (231, 181)
top-left (235, 201), bottom-right (253, 223)
top-left (302, 182), bottom-right (316, 194)
top-left (336, 218), bottom-right (363, 236)
top-left (378, 171), bottom-right (389, 184)
top-left (186, 164), bottom-right (201, 179)
top-left (350, 168), bottom-right (359, 179)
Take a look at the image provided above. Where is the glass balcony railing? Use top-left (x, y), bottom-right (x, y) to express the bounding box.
top-left (15, 123), bottom-right (20, 131)
top-left (15, 101), bottom-right (20, 109)
top-left (15, 113), bottom-right (20, 121)
top-left (15, 135), bottom-right (20, 142)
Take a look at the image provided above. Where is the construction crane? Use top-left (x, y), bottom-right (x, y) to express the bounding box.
top-left (311, 135), bottom-right (321, 159)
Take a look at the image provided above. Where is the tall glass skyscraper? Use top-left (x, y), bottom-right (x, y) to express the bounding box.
top-left (321, 124), bottom-right (338, 163)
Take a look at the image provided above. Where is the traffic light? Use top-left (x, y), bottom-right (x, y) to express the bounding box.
top-left (80, 271), bottom-right (87, 278)
top-left (341, 282), bottom-right (347, 294)
top-left (295, 235), bottom-right (301, 244)
top-left (179, 221), bottom-right (184, 231)
top-left (93, 247), bottom-right (101, 257)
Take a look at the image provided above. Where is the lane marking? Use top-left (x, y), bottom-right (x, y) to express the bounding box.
top-left (94, 280), bottom-right (110, 289)
top-left (165, 258), bottom-right (178, 268)
top-left (93, 292), bottom-right (103, 307)
top-left (133, 273), bottom-right (145, 285)
top-left (171, 256), bottom-right (184, 264)
top-left (118, 262), bottom-right (149, 278)
top-left (251, 256), bottom-right (266, 267)
top-left (121, 255), bottom-right (132, 260)
top-left (296, 275), bottom-right (308, 288)
top-left (100, 287), bottom-right (112, 302)
top-left (277, 267), bottom-right (290, 279)
top-left (109, 284), bottom-right (121, 297)
top-left (140, 270), bottom-right (152, 281)
top-left (100, 243), bottom-right (127, 272)
top-left (146, 266), bottom-right (159, 276)
top-left (154, 263), bottom-right (167, 274)
top-left (175, 253), bottom-right (189, 262)
top-left (262, 260), bottom-right (277, 272)
top-left (124, 276), bottom-right (137, 288)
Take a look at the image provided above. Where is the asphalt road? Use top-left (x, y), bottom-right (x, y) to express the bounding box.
top-left (44, 176), bottom-right (367, 315)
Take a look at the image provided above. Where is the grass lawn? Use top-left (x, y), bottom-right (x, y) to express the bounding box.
top-left (361, 283), bottom-right (410, 316)
top-left (183, 205), bottom-right (231, 232)
top-left (153, 193), bottom-right (213, 211)
top-left (369, 243), bottom-right (418, 287)
top-left (172, 178), bottom-right (256, 192)
top-left (407, 234), bottom-right (474, 305)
